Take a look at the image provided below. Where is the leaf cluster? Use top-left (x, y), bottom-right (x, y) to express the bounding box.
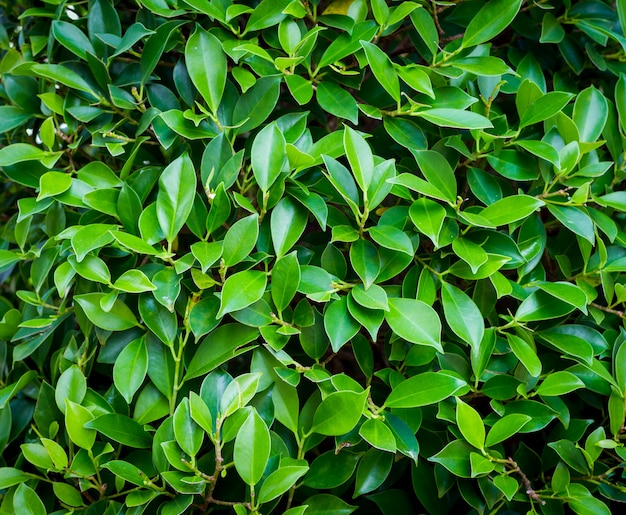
top-left (1, 0), bottom-right (626, 514)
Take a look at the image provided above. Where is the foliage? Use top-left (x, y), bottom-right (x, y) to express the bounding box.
top-left (1, 0), bottom-right (626, 513)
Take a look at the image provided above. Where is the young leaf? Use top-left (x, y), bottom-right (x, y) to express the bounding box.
top-left (185, 26), bottom-right (227, 114)
top-left (456, 398), bottom-right (485, 450)
top-left (234, 408), bottom-right (270, 486)
top-left (218, 270), bottom-right (268, 318)
top-left (156, 153), bottom-right (196, 244)
top-left (462, 0), bottom-right (523, 48)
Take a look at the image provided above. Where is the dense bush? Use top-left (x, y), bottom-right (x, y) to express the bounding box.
top-left (1, 0), bottom-right (626, 513)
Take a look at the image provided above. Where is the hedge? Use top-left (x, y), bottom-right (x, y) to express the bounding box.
top-left (1, 0), bottom-right (626, 513)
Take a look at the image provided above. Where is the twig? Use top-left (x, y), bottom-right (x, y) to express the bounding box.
top-left (590, 302), bottom-right (626, 319)
top-left (507, 457), bottom-right (546, 505)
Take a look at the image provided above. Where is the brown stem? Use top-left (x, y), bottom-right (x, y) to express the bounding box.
top-left (507, 457), bottom-right (546, 505)
top-left (590, 302), bottom-right (626, 319)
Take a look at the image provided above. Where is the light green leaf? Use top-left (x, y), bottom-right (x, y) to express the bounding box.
top-left (361, 41), bottom-right (401, 103)
top-left (416, 108), bottom-right (493, 129)
top-left (234, 409), bottom-right (270, 486)
top-left (359, 418), bottom-right (396, 453)
top-left (409, 197), bottom-right (446, 248)
top-left (573, 86), bottom-right (608, 142)
top-left (456, 398), bottom-right (485, 450)
top-left (271, 252), bottom-right (301, 312)
top-left (507, 333), bottom-right (542, 377)
top-left (185, 26), bottom-right (227, 114)
top-left (218, 270), bottom-right (268, 318)
top-left (485, 414), bottom-right (532, 447)
top-left (462, 0), bottom-right (523, 48)
top-left (257, 465), bottom-right (309, 504)
top-left (479, 195), bottom-right (544, 227)
top-left (312, 389), bottom-right (368, 436)
top-left (222, 213), bottom-right (259, 267)
top-left (441, 282), bottom-right (484, 351)
top-left (113, 337), bottom-right (148, 403)
top-left (324, 296), bottom-right (361, 352)
top-left (535, 371), bottom-right (585, 396)
top-left (385, 297), bottom-right (442, 351)
top-left (271, 197), bottom-right (307, 258)
top-left (75, 293), bottom-right (139, 331)
top-left (156, 153), bottom-right (196, 243)
top-left (519, 91), bottom-right (574, 128)
top-left (413, 150), bottom-right (457, 204)
top-left (385, 372), bottom-right (466, 408)
top-left (251, 123), bottom-right (288, 192)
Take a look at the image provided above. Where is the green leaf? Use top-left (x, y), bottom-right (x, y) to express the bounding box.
top-left (29, 63), bottom-right (99, 98)
top-left (516, 290), bottom-right (576, 322)
top-left (535, 281), bottom-right (588, 315)
top-left (0, 143), bottom-right (62, 168)
top-left (351, 283), bottom-right (389, 311)
top-left (456, 398), bottom-right (485, 450)
top-left (547, 204), bottom-right (595, 245)
top-left (485, 414), bottom-right (532, 447)
top-left (385, 297), bottom-right (442, 351)
top-left (139, 294), bottom-right (177, 346)
top-left (185, 324), bottom-right (258, 380)
top-left (271, 197), bottom-right (307, 258)
top-left (157, 153), bottom-right (196, 243)
top-left (185, 26), bottom-right (227, 114)
top-left (361, 41), bottom-right (401, 103)
top-left (65, 400), bottom-right (96, 450)
top-left (245, 0), bottom-right (290, 31)
top-left (452, 238), bottom-right (488, 274)
top-left (441, 282), bottom-right (484, 352)
top-left (113, 269), bottom-right (156, 293)
top-left (220, 372), bottom-right (261, 417)
top-left (251, 122), bottom-right (288, 192)
top-left (519, 92), bottom-right (575, 128)
top-left (317, 82), bottom-right (358, 124)
top-left (344, 126), bottom-right (374, 193)
top-left (383, 117), bottom-right (428, 150)
top-left (462, 0), bottom-right (523, 48)
top-left (312, 389), bottom-right (368, 436)
top-left (0, 468), bottom-right (30, 489)
top-left (385, 372), bottom-right (466, 408)
top-left (409, 197), bottom-right (446, 248)
top-left (86, 414), bottom-right (152, 448)
top-left (478, 195), bottom-right (544, 227)
top-left (507, 333), bottom-right (542, 377)
top-left (354, 448), bottom-right (393, 496)
top-left (359, 418), bottom-right (396, 453)
top-left (75, 293), bottom-right (139, 331)
top-left (271, 252), bottom-right (301, 312)
top-left (573, 86), bottom-right (608, 142)
top-left (222, 213), bottom-right (259, 267)
top-left (257, 465), bottom-right (309, 504)
top-left (113, 337), bottom-right (148, 403)
top-left (304, 494), bottom-right (356, 515)
top-left (218, 270), bottom-right (268, 318)
top-left (368, 225), bottom-right (413, 256)
top-left (413, 150), bottom-right (457, 204)
top-left (14, 483), bottom-right (46, 515)
top-left (535, 371), bottom-right (585, 396)
top-left (52, 20), bottom-right (94, 60)
top-left (54, 365), bottom-right (86, 414)
top-left (38, 172), bottom-right (72, 200)
top-left (234, 409), bottom-right (270, 486)
top-left (428, 440), bottom-right (473, 478)
top-left (416, 108), bottom-right (493, 129)
top-left (173, 398), bottom-right (203, 457)
top-left (350, 239), bottom-right (380, 289)
top-left (324, 296), bottom-right (361, 352)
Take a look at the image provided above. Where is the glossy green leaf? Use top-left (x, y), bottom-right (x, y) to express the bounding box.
top-left (257, 465), bottom-right (309, 504)
top-left (271, 197), bottom-right (307, 258)
top-left (271, 252), bottom-right (301, 312)
top-left (222, 213), bottom-right (259, 267)
top-left (385, 372), bottom-right (466, 408)
top-left (324, 296), bottom-right (361, 352)
top-left (218, 270), bottom-right (268, 318)
top-left (507, 333), bottom-right (542, 377)
top-left (462, 0), bottom-right (523, 48)
top-left (86, 414), bottom-right (152, 448)
top-left (456, 398), bottom-right (485, 450)
top-left (359, 418), bottom-right (396, 453)
top-left (156, 153), bottom-right (196, 243)
top-left (485, 414), bottom-right (532, 447)
top-left (385, 298), bottom-right (442, 351)
top-left (185, 26), bottom-right (226, 114)
top-left (361, 41), bottom-right (401, 103)
top-left (75, 293), bottom-right (139, 331)
top-left (519, 92), bottom-right (574, 128)
top-left (441, 282), bottom-right (484, 351)
top-left (234, 408), bottom-right (270, 486)
top-left (312, 389), bottom-right (368, 436)
top-left (113, 337), bottom-right (148, 403)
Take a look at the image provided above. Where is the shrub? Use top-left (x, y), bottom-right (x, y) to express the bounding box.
top-left (1, 0), bottom-right (626, 513)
